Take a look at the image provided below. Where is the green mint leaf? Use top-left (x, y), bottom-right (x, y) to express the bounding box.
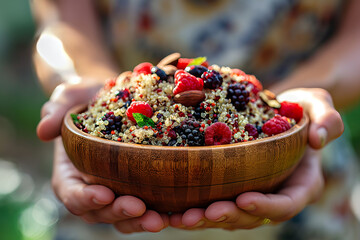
top-left (132, 113), bottom-right (156, 128)
top-left (188, 56), bottom-right (207, 67)
top-left (71, 113), bottom-right (80, 124)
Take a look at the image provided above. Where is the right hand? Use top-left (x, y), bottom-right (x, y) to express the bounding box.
top-left (38, 80), bottom-right (169, 233)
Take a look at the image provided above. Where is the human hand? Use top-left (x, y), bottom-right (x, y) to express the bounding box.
top-left (53, 138), bottom-right (169, 233)
top-left (169, 88), bottom-right (343, 230)
top-left (169, 148), bottom-right (322, 230)
top-left (39, 80), bottom-right (168, 233)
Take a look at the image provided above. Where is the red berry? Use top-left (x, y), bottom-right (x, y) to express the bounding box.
top-left (241, 75), bottom-right (263, 94)
top-left (262, 115), bottom-right (291, 136)
top-left (177, 58), bottom-right (193, 70)
top-left (177, 58), bottom-right (209, 70)
top-left (245, 124), bottom-right (259, 138)
top-left (231, 69), bottom-right (246, 77)
top-left (104, 78), bottom-right (117, 90)
top-left (173, 70), bottom-right (203, 95)
top-left (279, 101), bottom-right (303, 123)
top-left (133, 62), bottom-right (153, 76)
top-left (205, 122), bottom-right (232, 145)
top-left (126, 101), bottom-right (153, 122)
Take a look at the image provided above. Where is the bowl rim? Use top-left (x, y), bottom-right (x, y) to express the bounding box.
top-left (63, 104), bottom-right (309, 151)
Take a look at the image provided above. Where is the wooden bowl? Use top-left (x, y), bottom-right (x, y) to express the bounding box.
top-left (61, 105), bottom-right (309, 213)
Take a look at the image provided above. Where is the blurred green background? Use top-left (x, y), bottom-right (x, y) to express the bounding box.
top-left (1, 1), bottom-right (360, 240)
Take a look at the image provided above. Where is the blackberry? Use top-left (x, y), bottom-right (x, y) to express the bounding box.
top-left (193, 105), bottom-right (205, 120)
top-left (201, 70), bottom-right (223, 89)
top-left (101, 112), bottom-right (122, 135)
top-left (185, 65), bottom-right (208, 78)
top-left (151, 66), bottom-right (167, 81)
top-left (226, 83), bottom-right (250, 111)
top-left (177, 119), bottom-right (204, 146)
top-left (116, 89), bottom-right (130, 101)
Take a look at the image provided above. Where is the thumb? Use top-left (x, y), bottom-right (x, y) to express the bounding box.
top-left (37, 100), bottom-right (72, 141)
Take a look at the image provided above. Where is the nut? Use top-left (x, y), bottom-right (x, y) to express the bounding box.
top-left (157, 52), bottom-right (181, 68)
top-left (173, 90), bottom-right (206, 107)
top-left (259, 90), bottom-right (281, 108)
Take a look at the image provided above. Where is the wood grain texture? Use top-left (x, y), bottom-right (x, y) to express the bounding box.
top-left (62, 105), bottom-right (309, 213)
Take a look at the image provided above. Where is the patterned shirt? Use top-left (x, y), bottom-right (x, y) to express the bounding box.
top-left (96, 0), bottom-right (347, 86)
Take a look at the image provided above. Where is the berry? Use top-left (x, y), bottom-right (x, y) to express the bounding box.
top-left (177, 119), bottom-right (204, 146)
top-left (245, 124), bottom-right (259, 138)
top-left (177, 58), bottom-right (209, 70)
top-left (133, 62), bottom-right (153, 76)
top-left (104, 78), bottom-right (116, 90)
top-left (226, 83), bottom-right (250, 111)
top-left (205, 122), bottom-right (232, 145)
top-left (151, 66), bottom-right (167, 81)
top-left (231, 69), bottom-right (246, 77)
top-left (242, 75), bottom-right (263, 94)
top-left (262, 115), bottom-right (291, 136)
top-left (201, 70), bottom-right (223, 89)
top-left (102, 112), bottom-right (122, 135)
top-left (116, 89), bottom-right (130, 101)
top-left (193, 105), bottom-right (205, 120)
top-left (173, 70), bottom-right (203, 95)
top-left (279, 101), bottom-right (303, 123)
top-left (126, 101), bottom-right (153, 122)
top-left (185, 65), bottom-right (208, 78)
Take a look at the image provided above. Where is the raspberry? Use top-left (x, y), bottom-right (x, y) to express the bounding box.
top-left (126, 101), bottom-right (153, 122)
top-left (185, 65), bottom-right (208, 78)
top-left (173, 70), bottom-right (203, 95)
top-left (279, 101), bottom-right (303, 123)
top-left (201, 70), bottom-right (223, 89)
top-left (205, 122), bottom-right (232, 145)
top-left (177, 58), bottom-right (209, 70)
top-left (262, 115), bottom-right (291, 136)
top-left (104, 78), bottom-right (117, 90)
top-left (242, 75), bottom-right (263, 94)
top-left (226, 83), bottom-right (250, 111)
top-left (133, 62), bottom-right (153, 76)
top-left (231, 69), bottom-right (246, 77)
top-left (245, 124), bottom-right (259, 138)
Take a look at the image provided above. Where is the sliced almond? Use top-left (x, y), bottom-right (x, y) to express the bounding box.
top-left (157, 53), bottom-right (181, 68)
top-left (173, 90), bottom-right (205, 107)
top-left (162, 65), bottom-right (178, 76)
top-left (259, 91), bottom-right (281, 108)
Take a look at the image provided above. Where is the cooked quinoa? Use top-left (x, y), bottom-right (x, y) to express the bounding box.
top-left (75, 63), bottom-right (295, 146)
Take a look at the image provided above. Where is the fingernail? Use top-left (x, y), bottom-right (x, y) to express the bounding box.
top-left (193, 220), bottom-right (205, 228)
top-left (240, 204), bottom-right (256, 211)
top-left (215, 216), bottom-right (227, 222)
top-left (92, 198), bottom-right (106, 205)
top-left (122, 210), bottom-right (136, 217)
top-left (317, 127), bottom-right (327, 147)
top-left (141, 225), bottom-right (148, 232)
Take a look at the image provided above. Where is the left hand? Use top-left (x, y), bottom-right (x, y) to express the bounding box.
top-left (169, 88), bottom-right (343, 230)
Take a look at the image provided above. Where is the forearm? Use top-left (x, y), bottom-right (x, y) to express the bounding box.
top-left (270, 0), bottom-right (360, 110)
top-left (32, 0), bottom-right (118, 96)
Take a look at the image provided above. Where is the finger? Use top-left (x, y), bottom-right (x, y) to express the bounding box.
top-left (305, 89), bottom-right (344, 149)
top-left (59, 183), bottom-right (115, 216)
top-left (37, 101), bottom-right (72, 141)
top-left (114, 210), bottom-right (166, 233)
top-left (169, 213), bottom-right (184, 228)
top-left (37, 81), bottom-right (102, 141)
top-left (236, 149), bottom-right (323, 221)
top-left (83, 195), bottom-right (146, 224)
top-left (181, 208), bottom-right (206, 227)
top-left (52, 139), bottom-right (115, 215)
top-left (205, 201), bottom-right (259, 227)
